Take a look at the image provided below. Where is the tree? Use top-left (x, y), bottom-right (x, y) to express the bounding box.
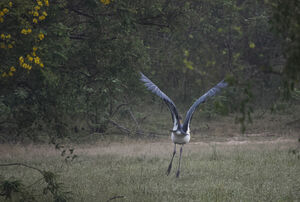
top-left (270, 0), bottom-right (300, 95)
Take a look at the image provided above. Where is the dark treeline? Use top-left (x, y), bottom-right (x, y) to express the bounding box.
top-left (0, 0), bottom-right (299, 142)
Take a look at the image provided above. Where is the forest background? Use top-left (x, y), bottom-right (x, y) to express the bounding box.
top-left (0, 0), bottom-right (299, 141)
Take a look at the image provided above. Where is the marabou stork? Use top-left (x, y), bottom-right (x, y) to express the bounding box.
top-left (140, 72), bottom-right (228, 177)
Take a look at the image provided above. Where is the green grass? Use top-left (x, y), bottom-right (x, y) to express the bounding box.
top-left (0, 139), bottom-right (299, 201)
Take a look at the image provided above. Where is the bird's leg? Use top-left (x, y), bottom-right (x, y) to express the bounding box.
top-left (176, 145), bottom-right (183, 178)
top-left (166, 144), bottom-right (176, 176)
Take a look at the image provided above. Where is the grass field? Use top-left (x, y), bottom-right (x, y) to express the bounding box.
top-left (0, 137), bottom-right (299, 202)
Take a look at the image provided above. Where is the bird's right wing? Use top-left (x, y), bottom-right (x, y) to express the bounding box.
top-left (182, 80), bottom-right (228, 132)
top-left (140, 72), bottom-right (180, 130)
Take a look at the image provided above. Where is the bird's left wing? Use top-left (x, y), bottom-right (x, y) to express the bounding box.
top-left (140, 72), bottom-right (180, 130)
top-left (182, 80), bottom-right (228, 132)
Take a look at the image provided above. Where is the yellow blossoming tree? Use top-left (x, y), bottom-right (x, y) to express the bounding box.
top-left (0, 0), bottom-right (49, 78)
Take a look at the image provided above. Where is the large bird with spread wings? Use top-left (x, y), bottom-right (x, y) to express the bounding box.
top-left (140, 72), bottom-right (228, 177)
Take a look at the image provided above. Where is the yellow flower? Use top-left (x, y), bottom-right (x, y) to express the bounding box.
top-left (33, 11), bottom-right (39, 16)
top-left (2, 72), bottom-right (7, 77)
top-left (37, 1), bottom-right (43, 6)
top-left (0, 43), bottom-right (5, 49)
top-left (38, 33), bottom-right (44, 40)
top-left (42, 11), bottom-right (47, 16)
top-left (40, 63), bottom-right (44, 68)
top-left (6, 34), bottom-right (11, 39)
top-left (8, 44), bottom-right (13, 48)
top-left (39, 15), bottom-right (45, 21)
top-left (34, 57), bottom-right (40, 64)
top-left (0, 34), bottom-right (5, 39)
top-left (33, 47), bottom-right (38, 51)
top-left (249, 42), bottom-right (255, 49)
top-left (8, 71), bottom-right (13, 76)
top-left (28, 65), bottom-right (32, 70)
top-left (0, 11), bottom-right (4, 17)
top-left (32, 52), bottom-right (36, 56)
top-left (100, 0), bottom-right (111, 5)
top-left (44, 0), bottom-right (49, 6)
top-left (9, 2), bottom-right (13, 7)
top-left (10, 66), bottom-right (16, 72)
top-left (21, 29), bottom-right (27, 34)
top-left (34, 6), bottom-right (40, 10)
top-left (21, 29), bottom-right (32, 35)
top-left (19, 56), bottom-right (24, 64)
top-left (3, 8), bottom-right (9, 14)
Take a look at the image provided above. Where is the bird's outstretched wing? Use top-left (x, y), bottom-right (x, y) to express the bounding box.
top-left (182, 80), bottom-right (228, 132)
top-left (140, 72), bottom-right (180, 130)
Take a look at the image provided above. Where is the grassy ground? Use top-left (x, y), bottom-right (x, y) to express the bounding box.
top-left (0, 138), bottom-right (299, 201)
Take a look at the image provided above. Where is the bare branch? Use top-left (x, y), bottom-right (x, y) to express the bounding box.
top-left (107, 195), bottom-right (125, 202)
top-left (127, 109), bottom-right (139, 129)
top-left (69, 35), bottom-right (87, 40)
top-left (261, 70), bottom-right (282, 76)
top-left (138, 21), bottom-right (170, 28)
top-left (108, 120), bottom-right (131, 134)
top-left (111, 103), bottom-right (130, 117)
top-left (0, 163), bottom-right (43, 174)
top-left (69, 8), bottom-right (94, 19)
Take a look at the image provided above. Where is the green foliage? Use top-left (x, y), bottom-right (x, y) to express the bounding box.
top-left (0, 178), bottom-right (24, 200)
top-left (0, 163), bottom-right (71, 201)
top-left (270, 0), bottom-right (300, 83)
top-left (0, 0), bottom-right (299, 140)
top-left (42, 171), bottom-right (69, 202)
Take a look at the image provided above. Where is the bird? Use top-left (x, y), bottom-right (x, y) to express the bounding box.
top-left (140, 72), bottom-right (228, 177)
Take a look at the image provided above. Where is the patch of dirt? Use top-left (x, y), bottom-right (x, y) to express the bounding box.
top-left (0, 135), bottom-right (298, 160)
top-left (191, 137), bottom-right (297, 145)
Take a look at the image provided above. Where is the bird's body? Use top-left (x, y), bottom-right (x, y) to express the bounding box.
top-left (140, 72), bottom-right (227, 177)
top-left (171, 132), bottom-right (190, 145)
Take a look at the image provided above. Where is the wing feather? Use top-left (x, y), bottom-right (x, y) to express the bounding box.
top-left (182, 80), bottom-right (228, 132)
top-left (140, 72), bottom-right (180, 130)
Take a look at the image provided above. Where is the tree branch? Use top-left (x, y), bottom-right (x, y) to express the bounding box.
top-left (107, 195), bottom-right (125, 202)
top-left (127, 109), bottom-right (140, 129)
top-left (69, 7), bottom-right (94, 19)
top-left (138, 21), bottom-right (170, 28)
top-left (0, 163), bottom-right (43, 174)
top-left (111, 103), bottom-right (130, 117)
top-left (108, 120), bottom-right (131, 134)
top-left (69, 35), bottom-right (87, 40)
top-left (261, 70), bottom-right (282, 76)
